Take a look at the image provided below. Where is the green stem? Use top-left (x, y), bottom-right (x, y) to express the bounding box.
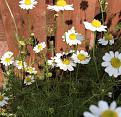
top-left (98, 0), bottom-right (105, 24)
top-left (4, 0), bottom-right (18, 34)
top-left (4, 0), bottom-right (19, 42)
top-left (93, 32), bottom-right (99, 80)
top-left (76, 64), bottom-right (79, 81)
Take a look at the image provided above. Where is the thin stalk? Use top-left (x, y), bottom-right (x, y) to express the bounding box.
top-left (4, 0), bottom-right (18, 35)
top-left (93, 32), bottom-right (99, 80)
top-left (98, 0), bottom-right (105, 24)
top-left (27, 10), bottom-right (31, 35)
top-left (75, 64), bottom-right (79, 81)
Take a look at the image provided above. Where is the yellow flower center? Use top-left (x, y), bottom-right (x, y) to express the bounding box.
top-left (91, 19), bottom-right (101, 28)
top-left (5, 58), bottom-right (11, 63)
top-left (104, 33), bottom-right (113, 41)
top-left (0, 95), bottom-right (4, 101)
top-left (62, 59), bottom-right (70, 65)
top-left (25, 77), bottom-right (31, 82)
top-left (28, 67), bottom-right (33, 72)
top-left (69, 33), bottom-right (77, 40)
top-left (100, 110), bottom-right (118, 117)
top-left (111, 58), bottom-right (121, 68)
top-left (25, 0), bottom-right (31, 5)
top-left (77, 54), bottom-right (86, 61)
top-left (56, 0), bottom-right (67, 6)
top-left (38, 44), bottom-right (43, 50)
top-left (18, 61), bottom-right (23, 66)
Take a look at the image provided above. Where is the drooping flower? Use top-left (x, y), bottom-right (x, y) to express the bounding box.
top-left (83, 19), bottom-right (107, 32)
top-left (47, 57), bottom-right (55, 68)
top-left (98, 33), bottom-right (114, 45)
top-left (47, 0), bottom-right (74, 12)
top-left (24, 75), bottom-right (35, 85)
top-left (14, 60), bottom-right (27, 70)
top-left (83, 100), bottom-right (121, 117)
top-left (19, 0), bottom-right (38, 10)
top-left (25, 66), bottom-right (37, 74)
top-left (102, 51), bottom-right (121, 77)
top-left (0, 93), bottom-right (9, 108)
top-left (54, 52), bottom-right (76, 71)
top-left (72, 50), bottom-right (90, 64)
top-left (33, 42), bottom-right (46, 53)
top-left (62, 27), bottom-right (84, 46)
top-left (1, 51), bottom-right (14, 66)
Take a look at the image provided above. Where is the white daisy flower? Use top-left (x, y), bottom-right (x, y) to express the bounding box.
top-left (83, 19), bottom-right (107, 32)
top-left (102, 51), bottom-right (121, 77)
top-left (24, 75), bottom-right (35, 85)
top-left (98, 33), bottom-right (114, 45)
top-left (0, 93), bottom-right (9, 108)
top-left (3, 51), bottom-right (13, 58)
top-left (83, 100), bottom-right (121, 117)
top-left (33, 42), bottom-right (46, 53)
top-left (25, 66), bottom-right (37, 74)
top-left (14, 60), bottom-right (27, 70)
top-left (19, 0), bottom-right (38, 10)
top-left (47, 0), bottom-right (74, 12)
top-left (62, 27), bottom-right (84, 46)
top-left (54, 52), bottom-right (76, 71)
top-left (72, 50), bottom-right (90, 64)
top-left (1, 52), bottom-right (14, 66)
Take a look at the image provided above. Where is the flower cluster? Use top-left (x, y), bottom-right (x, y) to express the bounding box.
top-left (48, 50), bottom-right (91, 71)
top-left (3, 0), bottom-right (121, 115)
top-left (0, 51), bottom-right (38, 86)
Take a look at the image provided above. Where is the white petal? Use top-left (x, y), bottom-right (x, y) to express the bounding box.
top-left (98, 100), bottom-right (109, 112)
top-left (102, 53), bottom-right (111, 61)
top-left (68, 66), bottom-right (74, 71)
top-left (119, 67), bottom-right (121, 74)
top-left (118, 53), bottom-right (121, 59)
top-left (97, 26), bottom-right (107, 32)
top-left (83, 112), bottom-right (96, 117)
top-left (110, 101), bottom-right (117, 110)
top-left (89, 105), bottom-right (100, 115)
top-left (115, 107), bottom-right (121, 113)
top-left (101, 62), bottom-right (110, 67)
top-left (109, 39), bottom-right (114, 45)
top-left (109, 51), bottom-right (114, 57)
top-left (115, 51), bottom-right (119, 58)
top-left (83, 22), bottom-right (96, 31)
